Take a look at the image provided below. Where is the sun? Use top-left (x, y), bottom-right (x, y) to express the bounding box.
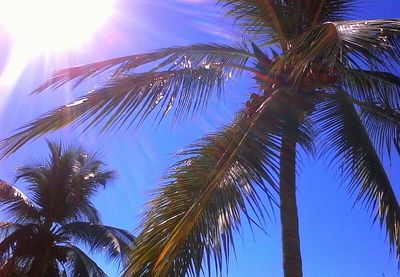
top-left (0, 0), bottom-right (115, 55)
top-left (0, 0), bottom-right (115, 89)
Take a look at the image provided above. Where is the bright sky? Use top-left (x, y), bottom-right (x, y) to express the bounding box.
top-left (0, 1), bottom-right (399, 276)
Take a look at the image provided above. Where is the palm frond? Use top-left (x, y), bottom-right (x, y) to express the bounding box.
top-left (1, 50), bottom-right (251, 158)
top-left (125, 88), bottom-right (314, 276)
top-left (34, 44), bottom-right (253, 93)
top-left (338, 68), bottom-right (400, 155)
top-left (0, 224), bottom-right (38, 260)
top-left (27, 257), bottom-right (62, 277)
top-left (309, 0), bottom-right (357, 27)
top-left (277, 19), bottom-right (400, 83)
top-left (340, 68), bottom-right (400, 106)
top-left (0, 180), bottom-right (39, 223)
top-left (60, 222), bottom-right (135, 265)
top-left (336, 19), bottom-right (400, 69)
top-left (315, 91), bottom-right (400, 261)
top-left (217, 0), bottom-right (280, 46)
top-left (0, 222), bottom-right (23, 239)
top-left (218, 0), bottom-right (356, 48)
top-left (0, 256), bottom-right (22, 277)
top-left (61, 243), bottom-right (108, 277)
top-left (351, 99), bottom-right (400, 156)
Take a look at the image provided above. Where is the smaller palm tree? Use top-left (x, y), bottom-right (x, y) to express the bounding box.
top-left (0, 141), bottom-right (134, 277)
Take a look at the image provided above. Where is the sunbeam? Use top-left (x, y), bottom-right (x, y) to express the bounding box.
top-left (0, 0), bottom-right (116, 89)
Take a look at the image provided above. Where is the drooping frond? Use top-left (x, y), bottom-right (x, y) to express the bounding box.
top-left (336, 68), bottom-right (400, 154)
top-left (0, 256), bottom-right (28, 277)
top-left (125, 88), bottom-right (314, 276)
top-left (0, 180), bottom-right (39, 223)
top-left (0, 222), bottom-right (23, 239)
top-left (352, 99), bottom-right (400, 156)
top-left (61, 243), bottom-right (108, 277)
top-left (340, 68), bottom-right (400, 106)
top-left (315, 91), bottom-right (400, 261)
top-left (0, 224), bottom-right (38, 260)
top-left (27, 256), bottom-right (62, 277)
top-left (60, 222), bottom-right (135, 265)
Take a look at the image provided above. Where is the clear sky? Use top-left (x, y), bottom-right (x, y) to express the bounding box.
top-left (0, 0), bottom-right (399, 276)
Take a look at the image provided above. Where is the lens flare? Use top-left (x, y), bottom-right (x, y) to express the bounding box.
top-left (0, 0), bottom-right (114, 53)
top-left (0, 0), bottom-right (115, 88)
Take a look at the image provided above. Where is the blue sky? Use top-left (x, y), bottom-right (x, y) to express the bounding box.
top-left (0, 0), bottom-right (399, 276)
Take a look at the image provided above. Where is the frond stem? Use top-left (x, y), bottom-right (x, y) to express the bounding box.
top-left (350, 98), bottom-right (400, 124)
top-left (311, 0), bottom-right (326, 28)
top-left (262, 0), bottom-right (288, 51)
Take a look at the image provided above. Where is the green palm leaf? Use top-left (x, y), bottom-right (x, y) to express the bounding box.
top-left (354, 100), bottom-right (400, 156)
top-left (277, 19), bottom-right (400, 82)
top-left (60, 222), bottom-right (135, 265)
top-left (339, 68), bottom-right (400, 154)
top-left (33, 44), bottom-right (253, 93)
top-left (0, 45), bottom-right (253, 158)
top-left (218, 0), bottom-right (357, 47)
top-left (0, 222), bottom-right (23, 239)
top-left (0, 224), bottom-right (38, 260)
top-left (315, 91), bottom-right (400, 260)
top-left (0, 180), bottom-right (39, 223)
top-left (340, 68), bottom-right (400, 106)
top-left (125, 88), bottom-right (314, 276)
top-left (60, 243), bottom-right (108, 277)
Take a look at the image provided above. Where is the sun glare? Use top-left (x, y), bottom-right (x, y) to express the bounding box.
top-left (0, 0), bottom-right (115, 90)
top-left (0, 0), bottom-right (114, 54)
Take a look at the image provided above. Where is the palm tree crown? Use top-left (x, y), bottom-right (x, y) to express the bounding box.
top-left (0, 141), bottom-right (134, 276)
top-left (0, 1), bottom-right (400, 276)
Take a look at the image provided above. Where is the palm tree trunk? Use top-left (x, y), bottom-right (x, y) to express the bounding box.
top-left (279, 129), bottom-right (302, 277)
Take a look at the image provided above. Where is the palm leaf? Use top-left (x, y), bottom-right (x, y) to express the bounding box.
top-left (60, 222), bottom-right (135, 265)
top-left (315, 91), bottom-right (400, 261)
top-left (0, 222), bottom-right (23, 239)
top-left (309, 0), bottom-right (357, 27)
top-left (217, 0), bottom-right (281, 46)
top-left (0, 53), bottom-right (251, 158)
top-left (352, 99), bottom-right (400, 156)
top-left (276, 19), bottom-right (400, 83)
top-left (0, 224), bottom-right (38, 260)
top-left (125, 88), bottom-right (314, 276)
top-left (338, 68), bottom-right (400, 155)
top-left (218, 0), bottom-right (356, 47)
top-left (61, 243), bottom-right (108, 277)
top-left (33, 44), bottom-right (253, 93)
top-left (336, 19), bottom-right (400, 69)
top-left (0, 180), bottom-right (39, 223)
top-left (340, 68), bottom-right (400, 106)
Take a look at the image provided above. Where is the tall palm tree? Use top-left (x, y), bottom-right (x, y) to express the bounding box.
top-left (0, 1), bottom-right (400, 276)
top-left (0, 141), bottom-right (134, 276)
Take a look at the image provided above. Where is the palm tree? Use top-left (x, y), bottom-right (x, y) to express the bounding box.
top-left (0, 141), bottom-right (134, 276)
top-left (1, 1), bottom-right (400, 276)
